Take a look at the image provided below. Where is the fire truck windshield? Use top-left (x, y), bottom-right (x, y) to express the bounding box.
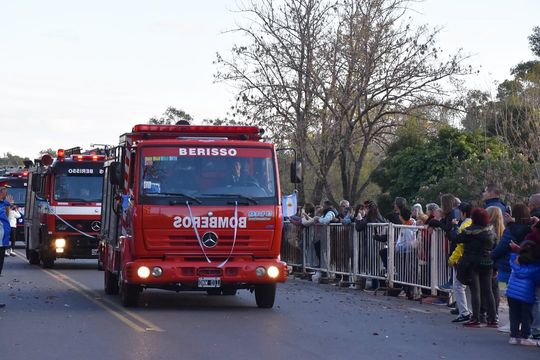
top-left (54, 174), bottom-right (103, 203)
top-left (9, 187), bottom-right (26, 205)
top-left (140, 146), bottom-right (277, 205)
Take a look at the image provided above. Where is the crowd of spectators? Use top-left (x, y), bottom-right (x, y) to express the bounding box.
top-left (288, 183), bottom-right (540, 347)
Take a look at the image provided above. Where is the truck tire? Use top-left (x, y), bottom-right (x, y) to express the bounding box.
top-left (254, 284), bottom-right (276, 308)
top-left (26, 243), bottom-right (40, 265)
top-left (104, 270), bottom-right (119, 295)
top-left (120, 282), bottom-right (140, 307)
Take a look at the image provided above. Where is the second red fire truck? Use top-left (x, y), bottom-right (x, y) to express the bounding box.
top-left (25, 148), bottom-right (105, 268)
top-left (99, 124), bottom-right (300, 308)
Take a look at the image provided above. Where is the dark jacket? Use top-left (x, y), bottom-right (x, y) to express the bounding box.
top-left (384, 211), bottom-right (401, 225)
top-left (428, 210), bottom-right (459, 253)
top-left (483, 198), bottom-right (506, 216)
top-left (491, 223), bottom-right (530, 274)
top-left (355, 215), bottom-right (386, 232)
top-left (506, 253), bottom-right (540, 304)
top-left (456, 224), bottom-right (496, 267)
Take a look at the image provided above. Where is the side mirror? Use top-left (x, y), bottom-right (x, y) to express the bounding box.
top-left (290, 161), bottom-right (303, 183)
top-left (31, 174), bottom-right (40, 192)
top-left (109, 162), bottom-right (123, 186)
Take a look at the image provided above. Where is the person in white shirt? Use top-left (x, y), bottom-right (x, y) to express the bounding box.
top-left (7, 205), bottom-right (21, 256)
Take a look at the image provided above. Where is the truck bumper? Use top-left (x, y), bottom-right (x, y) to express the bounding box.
top-left (123, 258), bottom-right (288, 287)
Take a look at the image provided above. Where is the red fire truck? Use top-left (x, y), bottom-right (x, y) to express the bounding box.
top-left (0, 166), bottom-right (31, 242)
top-left (99, 124), bottom-right (300, 307)
top-left (24, 148), bottom-right (105, 268)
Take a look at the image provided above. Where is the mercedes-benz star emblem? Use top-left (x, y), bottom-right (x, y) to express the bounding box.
top-left (202, 232), bottom-right (218, 248)
top-left (91, 221), bottom-right (101, 232)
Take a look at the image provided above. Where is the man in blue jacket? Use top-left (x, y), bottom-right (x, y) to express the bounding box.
top-left (482, 183), bottom-right (507, 215)
top-left (0, 182), bottom-right (14, 308)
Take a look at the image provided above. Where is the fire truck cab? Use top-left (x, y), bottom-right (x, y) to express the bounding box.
top-left (0, 168), bottom-right (30, 242)
top-left (24, 148), bottom-right (105, 268)
top-left (100, 124), bottom-right (299, 308)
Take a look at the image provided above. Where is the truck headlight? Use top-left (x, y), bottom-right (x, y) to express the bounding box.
top-left (137, 266), bottom-right (150, 279)
top-left (267, 266), bottom-right (279, 279)
top-left (55, 238), bottom-right (66, 248)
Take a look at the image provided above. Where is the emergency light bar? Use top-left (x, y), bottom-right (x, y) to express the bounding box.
top-left (72, 154), bottom-right (105, 161)
top-left (131, 124), bottom-right (264, 140)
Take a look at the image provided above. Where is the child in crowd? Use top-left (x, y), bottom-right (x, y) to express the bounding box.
top-left (506, 241), bottom-right (540, 346)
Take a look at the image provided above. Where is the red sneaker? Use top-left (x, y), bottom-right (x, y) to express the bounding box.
top-left (486, 321), bottom-right (498, 328)
top-left (463, 320), bottom-right (482, 328)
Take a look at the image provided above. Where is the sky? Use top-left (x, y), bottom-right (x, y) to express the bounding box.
top-left (1, 0), bottom-right (539, 160)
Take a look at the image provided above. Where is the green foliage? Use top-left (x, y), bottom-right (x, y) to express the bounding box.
top-left (529, 26), bottom-right (540, 58)
top-left (0, 153), bottom-right (26, 167)
top-left (373, 126), bottom-right (507, 206)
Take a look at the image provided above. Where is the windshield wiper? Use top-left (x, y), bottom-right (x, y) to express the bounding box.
top-left (57, 198), bottom-right (91, 202)
top-left (201, 193), bottom-right (258, 205)
top-left (146, 192), bottom-right (202, 204)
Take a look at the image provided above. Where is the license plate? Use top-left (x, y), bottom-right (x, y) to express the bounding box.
top-left (91, 249), bottom-right (99, 256)
top-left (198, 277), bottom-right (221, 288)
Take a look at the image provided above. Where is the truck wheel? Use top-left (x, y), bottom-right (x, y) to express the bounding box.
top-left (28, 251), bottom-right (40, 265)
top-left (27, 243), bottom-right (40, 265)
top-left (255, 284), bottom-right (276, 308)
top-left (104, 270), bottom-right (119, 295)
top-left (120, 282), bottom-right (140, 307)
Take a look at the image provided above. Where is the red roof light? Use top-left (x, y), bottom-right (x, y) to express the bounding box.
top-left (130, 124), bottom-right (264, 141)
top-left (71, 155), bottom-right (105, 161)
top-left (57, 149), bottom-right (65, 158)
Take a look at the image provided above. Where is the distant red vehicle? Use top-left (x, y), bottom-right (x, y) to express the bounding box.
top-left (24, 148), bottom-right (105, 268)
top-left (0, 169), bottom-right (29, 242)
top-left (99, 124), bottom-right (301, 307)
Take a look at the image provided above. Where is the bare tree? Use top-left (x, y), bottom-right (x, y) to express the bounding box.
top-left (216, 0), bottom-right (471, 204)
top-left (149, 107), bottom-right (193, 125)
top-left (216, 0), bottom-right (335, 203)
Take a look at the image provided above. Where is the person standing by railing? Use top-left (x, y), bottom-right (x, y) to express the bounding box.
top-left (455, 208), bottom-right (498, 328)
top-left (486, 206), bottom-right (506, 320)
top-left (428, 194), bottom-right (460, 290)
top-left (355, 201), bottom-right (386, 288)
top-left (394, 208), bottom-right (418, 300)
top-left (492, 203), bottom-right (532, 333)
top-left (448, 202), bottom-right (473, 323)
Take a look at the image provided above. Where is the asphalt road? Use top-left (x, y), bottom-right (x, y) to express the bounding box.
top-left (1, 246), bottom-right (538, 360)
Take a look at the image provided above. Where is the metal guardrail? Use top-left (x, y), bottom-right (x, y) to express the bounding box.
top-left (281, 222), bottom-right (448, 295)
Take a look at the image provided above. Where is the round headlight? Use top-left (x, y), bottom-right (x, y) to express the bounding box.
top-left (151, 267), bottom-right (163, 277)
top-left (255, 267), bottom-right (266, 277)
top-left (137, 266), bottom-right (151, 279)
top-left (267, 266), bottom-right (279, 279)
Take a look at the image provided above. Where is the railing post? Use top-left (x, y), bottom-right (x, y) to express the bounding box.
top-left (387, 223), bottom-right (395, 288)
top-left (326, 225), bottom-right (332, 278)
top-left (352, 225), bottom-right (358, 284)
top-left (302, 226), bottom-right (307, 274)
top-left (430, 230), bottom-right (439, 295)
